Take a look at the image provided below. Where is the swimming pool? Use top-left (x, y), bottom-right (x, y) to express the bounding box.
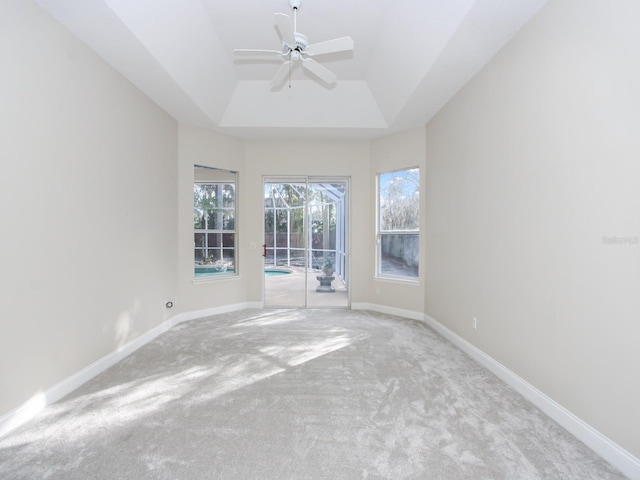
top-left (264, 268), bottom-right (293, 277)
top-left (194, 267), bottom-right (235, 277)
top-left (194, 268), bottom-right (292, 277)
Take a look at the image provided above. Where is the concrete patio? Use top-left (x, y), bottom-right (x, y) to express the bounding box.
top-left (264, 268), bottom-right (348, 308)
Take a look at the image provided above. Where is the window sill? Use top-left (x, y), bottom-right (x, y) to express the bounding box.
top-left (374, 276), bottom-right (421, 286)
top-left (193, 274), bottom-right (242, 285)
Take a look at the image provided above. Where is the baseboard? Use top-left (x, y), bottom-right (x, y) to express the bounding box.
top-left (170, 302), bottom-right (263, 324)
top-left (421, 313), bottom-right (640, 480)
top-left (4, 304), bottom-right (638, 479)
top-left (0, 302), bottom-right (259, 440)
top-left (351, 302), bottom-right (424, 322)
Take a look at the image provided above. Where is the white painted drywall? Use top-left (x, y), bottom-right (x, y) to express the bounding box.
top-left (177, 127), bottom-right (430, 312)
top-left (370, 127), bottom-right (427, 313)
top-left (424, 0), bottom-right (640, 458)
top-left (0, 0), bottom-right (178, 415)
top-left (177, 125), bottom-right (248, 311)
top-left (243, 139), bottom-right (372, 304)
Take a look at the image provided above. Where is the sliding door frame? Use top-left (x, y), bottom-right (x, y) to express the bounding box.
top-left (263, 175), bottom-right (350, 309)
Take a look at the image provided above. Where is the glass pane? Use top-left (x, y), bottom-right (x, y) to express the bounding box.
top-left (289, 229), bottom-right (303, 250)
top-left (209, 185), bottom-right (219, 208)
top-left (208, 233), bottom-right (220, 247)
top-left (194, 233), bottom-right (205, 248)
top-left (264, 179), bottom-right (348, 308)
top-left (264, 208), bottom-right (275, 233)
top-left (264, 181), bottom-right (307, 308)
top-left (194, 166), bottom-right (238, 277)
top-left (275, 210), bottom-right (287, 232)
top-left (380, 234), bottom-right (419, 277)
top-left (289, 248), bottom-right (305, 267)
top-left (379, 168), bottom-right (420, 231)
top-left (290, 207), bottom-right (304, 235)
top-left (265, 232), bottom-right (274, 248)
top-left (223, 233), bottom-right (235, 247)
top-left (307, 181), bottom-right (348, 308)
top-left (274, 248), bottom-right (289, 266)
top-left (264, 248), bottom-right (275, 266)
top-left (194, 212), bottom-right (205, 229)
top-left (223, 184), bottom-right (235, 207)
top-left (223, 249), bottom-right (235, 267)
top-left (222, 212), bottom-right (235, 231)
top-left (207, 210), bottom-right (220, 230)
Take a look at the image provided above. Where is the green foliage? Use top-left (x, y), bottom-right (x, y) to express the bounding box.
top-left (194, 183), bottom-right (235, 231)
top-left (379, 169), bottom-right (420, 231)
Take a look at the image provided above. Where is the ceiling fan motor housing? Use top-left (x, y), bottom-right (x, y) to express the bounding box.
top-left (293, 33), bottom-right (308, 51)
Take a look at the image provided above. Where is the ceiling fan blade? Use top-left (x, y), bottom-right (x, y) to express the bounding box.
top-left (233, 49), bottom-right (283, 56)
top-left (274, 13), bottom-right (296, 47)
top-left (305, 36), bottom-right (354, 56)
top-left (271, 61), bottom-right (292, 88)
top-left (302, 58), bottom-right (337, 84)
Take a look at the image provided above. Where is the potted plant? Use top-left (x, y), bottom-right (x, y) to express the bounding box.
top-left (322, 256), bottom-right (334, 276)
top-left (317, 255), bottom-right (336, 292)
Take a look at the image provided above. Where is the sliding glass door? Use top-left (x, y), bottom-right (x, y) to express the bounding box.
top-left (263, 180), bottom-right (307, 307)
top-left (263, 177), bottom-right (349, 308)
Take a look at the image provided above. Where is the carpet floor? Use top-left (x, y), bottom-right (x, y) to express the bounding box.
top-left (0, 309), bottom-right (627, 479)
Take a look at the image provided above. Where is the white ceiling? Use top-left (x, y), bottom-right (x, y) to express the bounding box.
top-left (35, 0), bottom-right (547, 139)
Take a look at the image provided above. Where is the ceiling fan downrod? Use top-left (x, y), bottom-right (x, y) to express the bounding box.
top-left (289, 0), bottom-right (301, 33)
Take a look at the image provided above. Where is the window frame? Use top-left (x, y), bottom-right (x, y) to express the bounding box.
top-left (194, 166), bottom-right (238, 280)
top-left (376, 167), bottom-right (420, 282)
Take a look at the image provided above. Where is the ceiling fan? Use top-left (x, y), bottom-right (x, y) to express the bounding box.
top-left (233, 0), bottom-right (354, 88)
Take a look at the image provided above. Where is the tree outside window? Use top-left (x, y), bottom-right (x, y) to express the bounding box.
top-left (377, 168), bottom-right (419, 279)
top-left (194, 166), bottom-right (236, 278)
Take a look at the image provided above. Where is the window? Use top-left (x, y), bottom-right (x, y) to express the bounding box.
top-left (194, 166), bottom-right (237, 278)
top-left (377, 168), bottom-right (419, 279)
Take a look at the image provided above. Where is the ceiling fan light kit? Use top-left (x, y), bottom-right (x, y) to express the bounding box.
top-left (233, 0), bottom-right (354, 88)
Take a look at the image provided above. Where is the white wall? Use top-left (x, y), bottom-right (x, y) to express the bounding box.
top-left (178, 133), bottom-right (373, 308)
top-left (177, 125), bottom-right (247, 312)
top-left (0, 0), bottom-right (178, 416)
top-left (370, 127), bottom-right (427, 314)
top-left (177, 128), bottom-right (429, 314)
top-left (424, 0), bottom-right (640, 458)
top-left (7, 0), bottom-right (635, 464)
top-left (244, 139), bottom-right (372, 304)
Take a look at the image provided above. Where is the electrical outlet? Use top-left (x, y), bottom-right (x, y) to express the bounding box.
top-left (472, 317), bottom-right (477, 329)
top-left (375, 287), bottom-right (380, 295)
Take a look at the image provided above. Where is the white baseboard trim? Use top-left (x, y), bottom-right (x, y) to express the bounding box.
top-left (421, 313), bottom-right (640, 480)
top-left (0, 302), bottom-right (260, 440)
top-left (169, 302), bottom-right (263, 324)
top-left (4, 303), bottom-right (638, 479)
top-left (351, 302), bottom-right (424, 322)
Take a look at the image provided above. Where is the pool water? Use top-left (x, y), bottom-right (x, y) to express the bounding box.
top-left (194, 267), bottom-right (235, 277)
top-left (195, 268), bottom-right (292, 277)
top-left (265, 269), bottom-right (292, 277)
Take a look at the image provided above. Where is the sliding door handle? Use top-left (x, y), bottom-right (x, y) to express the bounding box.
top-left (262, 244), bottom-right (267, 257)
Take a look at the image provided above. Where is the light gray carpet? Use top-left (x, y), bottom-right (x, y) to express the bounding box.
top-left (0, 309), bottom-right (626, 479)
